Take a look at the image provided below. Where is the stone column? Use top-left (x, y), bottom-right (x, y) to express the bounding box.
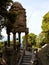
top-left (6, 28), bottom-right (11, 65)
top-left (25, 32), bottom-right (28, 49)
top-left (7, 33), bottom-right (10, 47)
top-left (6, 27), bottom-right (10, 47)
top-left (18, 32), bottom-right (21, 51)
top-left (18, 32), bottom-right (21, 44)
top-left (13, 32), bottom-right (16, 50)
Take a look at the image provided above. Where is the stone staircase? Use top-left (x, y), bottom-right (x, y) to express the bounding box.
top-left (20, 51), bottom-right (33, 65)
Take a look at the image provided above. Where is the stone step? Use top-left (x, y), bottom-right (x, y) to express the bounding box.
top-left (20, 50), bottom-right (33, 65)
top-left (24, 55), bottom-right (31, 58)
top-left (21, 62), bottom-right (31, 65)
top-left (22, 60), bottom-right (31, 63)
top-left (23, 56), bottom-right (31, 58)
top-left (24, 57), bottom-right (31, 59)
top-left (23, 58), bottom-right (31, 61)
top-left (24, 56), bottom-right (31, 58)
top-left (25, 55), bottom-right (31, 56)
top-left (23, 57), bottom-right (31, 59)
top-left (21, 64), bottom-right (31, 65)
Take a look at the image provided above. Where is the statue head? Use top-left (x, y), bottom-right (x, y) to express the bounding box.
top-left (11, 2), bottom-right (23, 9)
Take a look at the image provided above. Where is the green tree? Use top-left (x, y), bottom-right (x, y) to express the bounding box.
top-left (22, 33), bottom-right (37, 47)
top-left (42, 12), bottom-right (49, 31)
top-left (0, 0), bottom-right (13, 28)
top-left (0, 0), bottom-right (13, 40)
top-left (0, 0), bottom-right (13, 17)
top-left (41, 12), bottom-right (49, 43)
top-left (35, 32), bottom-right (47, 48)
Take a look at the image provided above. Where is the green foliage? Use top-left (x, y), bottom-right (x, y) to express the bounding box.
top-left (41, 12), bottom-right (49, 44)
top-left (0, 42), bottom-right (4, 49)
top-left (35, 32), bottom-right (47, 48)
top-left (0, 0), bottom-right (13, 15)
top-left (22, 33), bottom-right (37, 46)
top-left (10, 41), bottom-right (13, 45)
top-left (28, 33), bottom-right (36, 45)
top-left (0, 0), bottom-right (13, 7)
top-left (42, 12), bottom-right (49, 31)
top-left (22, 36), bottom-right (27, 48)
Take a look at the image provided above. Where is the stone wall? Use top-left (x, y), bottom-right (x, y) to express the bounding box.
top-left (37, 44), bottom-right (49, 65)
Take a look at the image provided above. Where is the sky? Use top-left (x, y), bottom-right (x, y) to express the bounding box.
top-left (1, 0), bottom-right (49, 41)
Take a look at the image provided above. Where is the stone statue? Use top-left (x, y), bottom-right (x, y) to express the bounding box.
top-left (9, 2), bottom-right (26, 30)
